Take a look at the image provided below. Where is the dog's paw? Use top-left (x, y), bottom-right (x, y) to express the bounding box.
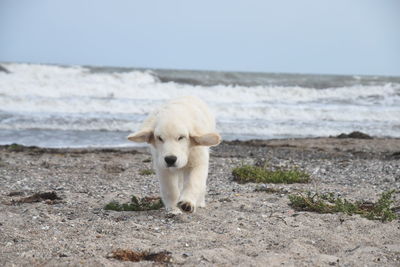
top-left (177, 201), bottom-right (195, 213)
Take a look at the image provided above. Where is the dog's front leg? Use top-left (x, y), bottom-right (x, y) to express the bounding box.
top-left (177, 165), bottom-right (208, 213)
top-left (157, 169), bottom-right (182, 215)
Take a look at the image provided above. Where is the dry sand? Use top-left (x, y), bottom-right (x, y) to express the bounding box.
top-left (0, 137), bottom-right (400, 266)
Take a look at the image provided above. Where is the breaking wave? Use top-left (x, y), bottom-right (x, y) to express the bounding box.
top-left (1, 63), bottom-right (399, 147)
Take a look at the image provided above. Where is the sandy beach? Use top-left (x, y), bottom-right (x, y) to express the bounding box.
top-left (1, 137), bottom-right (400, 266)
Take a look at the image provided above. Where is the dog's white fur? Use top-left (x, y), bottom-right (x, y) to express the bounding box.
top-left (127, 96), bottom-right (221, 214)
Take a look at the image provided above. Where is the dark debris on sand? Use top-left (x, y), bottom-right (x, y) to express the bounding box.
top-left (12, 191), bottom-right (62, 204)
top-left (336, 131), bottom-right (373, 139)
top-left (108, 249), bottom-right (173, 263)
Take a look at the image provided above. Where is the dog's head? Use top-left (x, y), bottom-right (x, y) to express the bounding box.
top-left (127, 118), bottom-right (220, 169)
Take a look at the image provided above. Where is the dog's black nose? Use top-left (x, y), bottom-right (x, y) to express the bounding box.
top-left (164, 155), bottom-right (177, 166)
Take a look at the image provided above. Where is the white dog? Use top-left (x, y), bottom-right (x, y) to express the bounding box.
top-left (127, 96), bottom-right (221, 214)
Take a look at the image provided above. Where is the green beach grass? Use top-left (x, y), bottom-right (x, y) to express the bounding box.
top-left (289, 190), bottom-right (398, 222)
top-left (232, 164), bottom-right (310, 184)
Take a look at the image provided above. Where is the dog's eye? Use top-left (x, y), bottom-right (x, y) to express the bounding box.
top-left (178, 136), bottom-right (185, 141)
top-left (157, 136), bottom-right (163, 142)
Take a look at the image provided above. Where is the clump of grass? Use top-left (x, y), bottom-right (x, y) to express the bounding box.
top-left (232, 164), bottom-right (310, 184)
top-left (104, 195), bottom-right (163, 211)
top-left (363, 190), bottom-right (398, 221)
top-left (139, 169), bottom-right (155, 176)
top-left (288, 190), bottom-right (398, 222)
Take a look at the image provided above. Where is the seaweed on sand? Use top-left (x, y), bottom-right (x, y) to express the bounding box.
top-left (104, 195), bottom-right (163, 211)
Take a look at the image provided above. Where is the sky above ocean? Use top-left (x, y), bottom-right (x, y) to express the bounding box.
top-left (0, 0), bottom-right (399, 76)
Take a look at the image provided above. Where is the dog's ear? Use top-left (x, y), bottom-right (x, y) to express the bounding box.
top-left (128, 112), bottom-right (157, 144)
top-left (191, 132), bottom-right (221, 146)
top-left (127, 129), bottom-right (154, 143)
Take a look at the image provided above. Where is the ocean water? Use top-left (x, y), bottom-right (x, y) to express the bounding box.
top-left (0, 63), bottom-right (399, 148)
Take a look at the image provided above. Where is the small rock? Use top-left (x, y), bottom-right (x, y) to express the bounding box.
top-left (182, 252), bottom-right (193, 257)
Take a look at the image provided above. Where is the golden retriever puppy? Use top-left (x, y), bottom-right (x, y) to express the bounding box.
top-left (127, 96), bottom-right (221, 214)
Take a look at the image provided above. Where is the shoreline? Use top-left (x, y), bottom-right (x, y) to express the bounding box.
top-left (1, 136), bottom-right (399, 266)
top-left (2, 136), bottom-right (400, 156)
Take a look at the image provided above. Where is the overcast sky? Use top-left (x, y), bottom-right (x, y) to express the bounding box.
top-left (1, 0), bottom-right (399, 76)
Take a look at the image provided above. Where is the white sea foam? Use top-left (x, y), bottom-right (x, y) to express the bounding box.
top-left (0, 63), bottom-right (399, 147)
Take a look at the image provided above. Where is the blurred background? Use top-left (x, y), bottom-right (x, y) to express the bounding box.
top-left (1, 0), bottom-right (400, 147)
